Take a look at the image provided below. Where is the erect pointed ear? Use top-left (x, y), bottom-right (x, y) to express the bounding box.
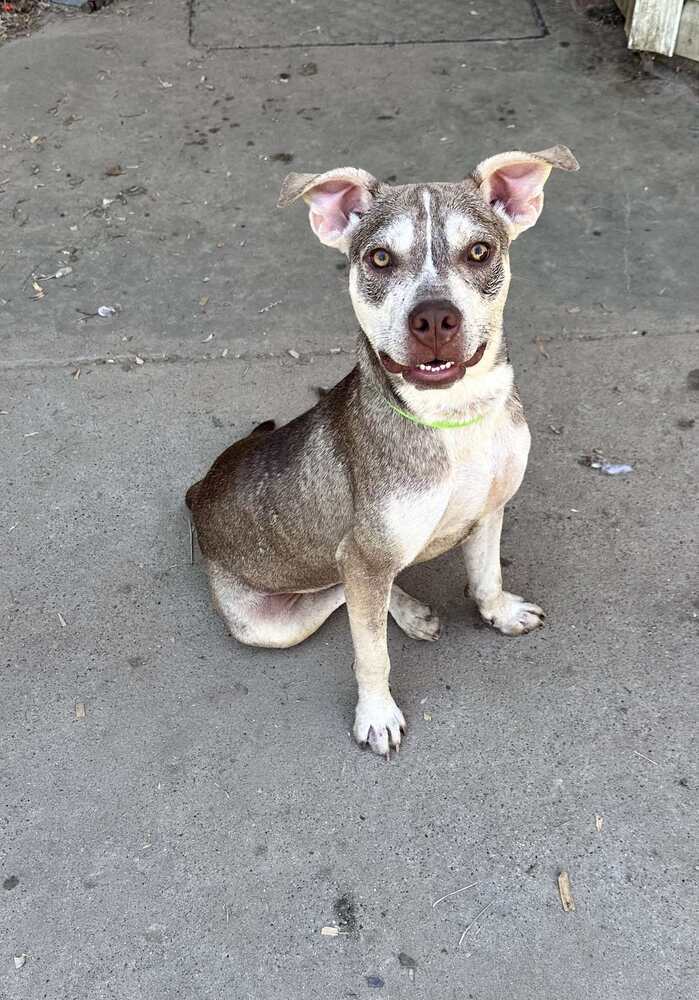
top-left (472, 145), bottom-right (579, 240)
top-left (278, 167), bottom-right (379, 253)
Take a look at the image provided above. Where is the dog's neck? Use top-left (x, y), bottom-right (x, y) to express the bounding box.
top-left (356, 328), bottom-right (514, 427)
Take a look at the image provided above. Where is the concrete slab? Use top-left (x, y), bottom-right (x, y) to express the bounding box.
top-left (1, 330), bottom-right (696, 999)
top-left (0, 0), bottom-right (697, 370)
top-left (192, 0), bottom-right (543, 49)
top-left (1, 1), bottom-right (697, 998)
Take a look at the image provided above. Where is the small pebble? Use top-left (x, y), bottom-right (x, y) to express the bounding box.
top-left (366, 975), bottom-right (384, 988)
top-left (398, 952), bottom-right (417, 969)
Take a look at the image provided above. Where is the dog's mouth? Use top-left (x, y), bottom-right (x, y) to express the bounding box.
top-left (379, 343), bottom-right (487, 389)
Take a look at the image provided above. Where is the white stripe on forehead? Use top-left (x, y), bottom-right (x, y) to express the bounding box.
top-left (373, 215), bottom-right (415, 255)
top-left (445, 212), bottom-right (481, 252)
top-left (421, 189), bottom-right (436, 278)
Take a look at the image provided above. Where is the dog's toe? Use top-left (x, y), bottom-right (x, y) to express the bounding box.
top-left (479, 592), bottom-right (545, 637)
top-left (390, 591), bottom-right (442, 642)
top-left (354, 695), bottom-right (405, 757)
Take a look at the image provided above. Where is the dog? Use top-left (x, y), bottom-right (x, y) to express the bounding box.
top-left (186, 145), bottom-right (579, 757)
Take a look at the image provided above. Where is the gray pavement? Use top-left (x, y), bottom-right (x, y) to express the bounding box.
top-left (1, 2), bottom-right (697, 998)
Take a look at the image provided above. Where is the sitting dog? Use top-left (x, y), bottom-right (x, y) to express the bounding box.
top-left (186, 145), bottom-right (579, 756)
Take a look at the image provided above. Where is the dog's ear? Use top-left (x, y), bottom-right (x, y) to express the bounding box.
top-left (472, 145), bottom-right (579, 239)
top-left (278, 167), bottom-right (379, 252)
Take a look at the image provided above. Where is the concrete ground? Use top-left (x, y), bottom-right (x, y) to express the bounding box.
top-left (1, 1), bottom-right (697, 997)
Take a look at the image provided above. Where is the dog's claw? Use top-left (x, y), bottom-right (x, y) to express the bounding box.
top-left (354, 696), bottom-right (405, 757)
top-left (478, 592), bottom-right (546, 636)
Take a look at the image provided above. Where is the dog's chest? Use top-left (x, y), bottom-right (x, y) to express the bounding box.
top-left (385, 419), bottom-right (530, 566)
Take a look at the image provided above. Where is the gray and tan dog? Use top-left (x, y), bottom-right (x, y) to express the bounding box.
top-left (187, 145), bottom-right (579, 756)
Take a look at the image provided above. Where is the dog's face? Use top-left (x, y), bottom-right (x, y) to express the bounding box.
top-left (280, 146), bottom-right (578, 391)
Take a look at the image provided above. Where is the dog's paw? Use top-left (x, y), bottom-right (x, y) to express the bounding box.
top-left (479, 591), bottom-right (545, 636)
top-left (353, 695), bottom-right (406, 757)
top-left (390, 591), bottom-right (441, 642)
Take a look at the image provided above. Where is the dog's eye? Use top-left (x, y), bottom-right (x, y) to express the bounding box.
top-left (370, 248), bottom-right (392, 269)
top-left (467, 242), bottom-right (490, 263)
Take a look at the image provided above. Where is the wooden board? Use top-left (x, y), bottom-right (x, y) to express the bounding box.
top-left (676, 0), bottom-right (699, 59)
top-left (626, 0), bottom-right (685, 56)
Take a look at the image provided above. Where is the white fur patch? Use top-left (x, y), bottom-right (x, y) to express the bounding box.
top-left (375, 215), bottom-right (415, 256)
top-left (382, 486), bottom-right (449, 565)
top-left (421, 189), bottom-right (437, 280)
top-left (444, 212), bottom-right (480, 253)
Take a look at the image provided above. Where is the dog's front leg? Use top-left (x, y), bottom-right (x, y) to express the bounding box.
top-left (338, 535), bottom-right (404, 757)
top-left (463, 508), bottom-right (545, 636)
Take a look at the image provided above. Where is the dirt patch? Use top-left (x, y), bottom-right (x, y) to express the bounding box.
top-left (0, 0), bottom-right (113, 44)
top-left (0, 0), bottom-right (46, 42)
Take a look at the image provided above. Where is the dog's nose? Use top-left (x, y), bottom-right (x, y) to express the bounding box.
top-left (408, 299), bottom-right (462, 353)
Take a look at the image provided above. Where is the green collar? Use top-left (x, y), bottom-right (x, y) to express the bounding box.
top-left (384, 397), bottom-right (486, 430)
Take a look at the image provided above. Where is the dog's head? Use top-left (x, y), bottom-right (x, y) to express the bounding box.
top-left (280, 147), bottom-right (578, 391)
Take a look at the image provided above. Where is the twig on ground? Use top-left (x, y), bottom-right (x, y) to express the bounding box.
top-left (557, 871), bottom-right (575, 912)
top-left (458, 898), bottom-right (496, 947)
top-left (432, 881), bottom-right (478, 908)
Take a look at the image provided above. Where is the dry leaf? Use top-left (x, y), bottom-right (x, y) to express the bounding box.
top-left (75, 702), bottom-right (86, 721)
top-left (199, 295), bottom-right (209, 307)
top-left (557, 871), bottom-right (575, 912)
top-left (288, 349), bottom-right (300, 359)
top-left (423, 712), bottom-right (432, 721)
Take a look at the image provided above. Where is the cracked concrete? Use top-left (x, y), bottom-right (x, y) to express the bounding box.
top-left (1, 2), bottom-right (697, 999)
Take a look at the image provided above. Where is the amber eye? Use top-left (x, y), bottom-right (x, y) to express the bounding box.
top-left (370, 248), bottom-right (392, 268)
top-left (467, 242), bottom-right (490, 263)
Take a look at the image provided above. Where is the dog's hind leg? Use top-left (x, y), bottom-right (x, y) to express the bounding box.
top-left (389, 584), bottom-right (441, 641)
top-left (208, 564), bottom-right (345, 649)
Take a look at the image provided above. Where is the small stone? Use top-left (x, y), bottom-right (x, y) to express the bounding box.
top-left (366, 975), bottom-right (384, 988)
top-left (398, 952), bottom-right (417, 969)
top-left (287, 349), bottom-right (300, 359)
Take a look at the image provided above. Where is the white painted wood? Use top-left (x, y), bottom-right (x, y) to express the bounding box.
top-left (626, 0), bottom-right (685, 57)
top-left (676, 0), bottom-right (699, 59)
top-left (616, 0), bottom-right (633, 19)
